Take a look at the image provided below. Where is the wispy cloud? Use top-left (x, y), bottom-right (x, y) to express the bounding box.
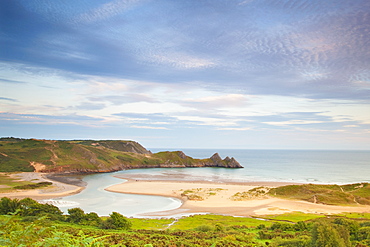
top-left (74, 0), bottom-right (142, 24)
top-left (181, 94), bottom-right (249, 109)
top-left (0, 97), bottom-right (18, 102)
top-left (130, 125), bottom-right (168, 130)
top-left (0, 78), bottom-right (27, 84)
top-left (88, 94), bottom-right (158, 105)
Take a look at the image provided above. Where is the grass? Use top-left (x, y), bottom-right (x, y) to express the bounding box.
top-left (256, 211), bottom-right (327, 223)
top-left (231, 186), bottom-right (270, 201)
top-left (13, 181), bottom-right (52, 190)
top-left (334, 212), bottom-right (370, 220)
top-left (269, 183), bottom-right (370, 206)
top-left (171, 214), bottom-right (273, 230)
top-left (130, 218), bottom-right (175, 230)
top-left (180, 188), bottom-right (225, 201)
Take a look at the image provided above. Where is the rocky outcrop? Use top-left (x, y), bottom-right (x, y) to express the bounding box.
top-left (147, 151), bottom-right (243, 169)
top-left (207, 153), bottom-right (242, 168)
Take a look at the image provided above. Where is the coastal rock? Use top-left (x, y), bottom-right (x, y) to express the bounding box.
top-left (210, 153), bottom-right (222, 163)
top-left (209, 153), bottom-right (242, 168)
top-left (177, 151), bottom-right (187, 159)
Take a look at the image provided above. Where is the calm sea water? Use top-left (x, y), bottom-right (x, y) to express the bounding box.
top-left (47, 149), bottom-right (370, 217)
top-left (146, 149), bottom-right (370, 184)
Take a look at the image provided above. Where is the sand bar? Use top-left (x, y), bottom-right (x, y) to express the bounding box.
top-left (106, 178), bottom-right (370, 217)
top-left (0, 172), bottom-right (84, 200)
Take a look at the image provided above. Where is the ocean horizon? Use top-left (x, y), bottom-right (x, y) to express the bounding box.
top-left (146, 148), bottom-right (370, 184)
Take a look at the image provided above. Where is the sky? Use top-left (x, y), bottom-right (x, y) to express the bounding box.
top-left (1, 0), bottom-right (370, 150)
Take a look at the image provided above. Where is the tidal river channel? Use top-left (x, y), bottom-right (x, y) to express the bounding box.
top-left (45, 172), bottom-right (182, 217)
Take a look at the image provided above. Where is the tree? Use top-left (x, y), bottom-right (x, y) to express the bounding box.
top-left (334, 218), bottom-right (360, 240)
top-left (83, 212), bottom-right (102, 226)
top-left (294, 221), bottom-right (308, 231)
top-left (18, 198), bottom-right (62, 217)
top-left (100, 212), bottom-right (131, 230)
top-left (67, 208), bottom-right (86, 224)
top-left (0, 197), bottom-right (20, 214)
top-left (311, 222), bottom-right (349, 247)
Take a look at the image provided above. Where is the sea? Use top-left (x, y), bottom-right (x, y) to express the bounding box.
top-left (42, 149), bottom-right (370, 217)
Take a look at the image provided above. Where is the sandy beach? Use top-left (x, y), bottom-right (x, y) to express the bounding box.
top-left (0, 172), bottom-right (84, 200)
top-left (106, 178), bottom-right (370, 217)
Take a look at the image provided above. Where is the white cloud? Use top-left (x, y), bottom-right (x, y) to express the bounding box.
top-left (216, 127), bottom-right (251, 131)
top-left (144, 52), bottom-right (216, 69)
top-left (130, 125), bottom-right (168, 130)
top-left (75, 0), bottom-right (142, 24)
top-left (263, 120), bottom-right (324, 126)
top-left (182, 94), bottom-right (249, 109)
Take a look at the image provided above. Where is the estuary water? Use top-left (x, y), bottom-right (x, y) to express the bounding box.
top-left (50, 149), bottom-right (370, 217)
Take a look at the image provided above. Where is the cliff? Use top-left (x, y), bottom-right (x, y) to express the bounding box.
top-left (0, 138), bottom-right (243, 173)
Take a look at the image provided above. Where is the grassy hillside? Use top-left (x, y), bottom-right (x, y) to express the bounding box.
top-left (0, 138), bottom-right (242, 173)
top-left (269, 183), bottom-right (370, 206)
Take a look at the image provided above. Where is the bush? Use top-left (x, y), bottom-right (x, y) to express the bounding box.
top-left (270, 222), bottom-right (293, 231)
top-left (100, 212), bottom-right (131, 230)
top-left (274, 238), bottom-right (310, 247)
top-left (311, 222), bottom-right (350, 247)
top-left (67, 208), bottom-right (102, 226)
top-left (19, 198), bottom-right (63, 218)
top-left (0, 197), bottom-right (20, 214)
top-left (67, 208), bottom-right (86, 224)
top-left (13, 182), bottom-right (52, 190)
top-left (195, 224), bottom-right (214, 232)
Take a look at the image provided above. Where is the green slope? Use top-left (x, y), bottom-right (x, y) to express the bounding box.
top-left (0, 138), bottom-right (242, 173)
top-left (269, 183), bottom-right (370, 206)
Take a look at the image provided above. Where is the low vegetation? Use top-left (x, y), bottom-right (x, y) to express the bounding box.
top-left (180, 188), bottom-right (224, 201)
top-left (1, 197), bottom-right (370, 246)
top-left (269, 183), bottom-right (370, 206)
top-left (0, 173), bottom-right (56, 194)
top-left (231, 186), bottom-right (270, 201)
top-left (13, 182), bottom-right (52, 190)
top-left (0, 173), bottom-right (48, 193)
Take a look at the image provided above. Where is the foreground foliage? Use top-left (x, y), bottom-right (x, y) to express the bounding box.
top-left (1, 197), bottom-right (370, 246)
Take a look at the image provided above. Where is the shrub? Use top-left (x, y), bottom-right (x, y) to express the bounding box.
top-left (13, 182), bottom-right (52, 190)
top-left (311, 222), bottom-right (350, 247)
top-left (19, 198), bottom-right (63, 217)
top-left (100, 212), bottom-right (132, 230)
top-left (0, 197), bottom-right (20, 214)
top-left (67, 208), bottom-right (86, 224)
top-left (195, 224), bottom-right (214, 232)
